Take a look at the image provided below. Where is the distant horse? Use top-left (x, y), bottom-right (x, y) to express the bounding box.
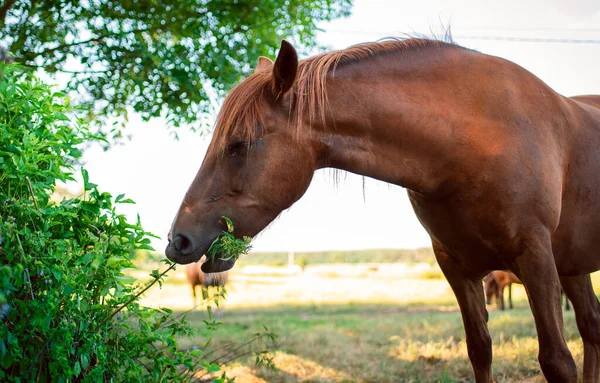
top-left (185, 257), bottom-right (228, 307)
top-left (484, 271), bottom-right (571, 311)
top-left (484, 270), bottom-right (521, 310)
top-left (166, 37), bottom-right (600, 382)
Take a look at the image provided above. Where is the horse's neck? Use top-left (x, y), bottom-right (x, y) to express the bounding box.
top-left (314, 49), bottom-right (465, 195)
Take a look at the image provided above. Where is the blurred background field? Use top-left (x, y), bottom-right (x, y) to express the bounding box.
top-left (135, 249), bottom-right (600, 382)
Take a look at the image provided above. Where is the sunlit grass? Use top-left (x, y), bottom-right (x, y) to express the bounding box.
top-left (138, 264), bottom-right (599, 382)
top-left (175, 303), bottom-right (588, 382)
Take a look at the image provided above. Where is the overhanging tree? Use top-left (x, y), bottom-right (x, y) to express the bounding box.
top-left (0, 0), bottom-right (351, 129)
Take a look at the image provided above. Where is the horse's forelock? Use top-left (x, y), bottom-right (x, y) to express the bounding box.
top-left (212, 70), bottom-right (272, 153)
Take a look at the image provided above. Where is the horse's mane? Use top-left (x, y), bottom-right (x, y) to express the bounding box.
top-left (212, 36), bottom-right (460, 151)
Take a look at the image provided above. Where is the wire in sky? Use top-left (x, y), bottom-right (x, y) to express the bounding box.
top-left (454, 35), bottom-right (600, 44)
top-left (325, 29), bottom-right (600, 44)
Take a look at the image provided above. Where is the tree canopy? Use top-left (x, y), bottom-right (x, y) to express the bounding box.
top-left (0, 0), bottom-right (351, 130)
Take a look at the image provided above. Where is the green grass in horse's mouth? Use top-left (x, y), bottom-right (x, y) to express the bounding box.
top-left (207, 216), bottom-right (252, 262)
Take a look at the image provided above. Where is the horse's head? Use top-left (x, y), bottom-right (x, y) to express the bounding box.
top-left (483, 274), bottom-right (497, 305)
top-left (165, 41), bottom-right (320, 272)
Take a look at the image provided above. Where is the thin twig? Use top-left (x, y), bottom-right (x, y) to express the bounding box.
top-left (35, 342), bottom-right (44, 383)
top-left (133, 356), bottom-right (153, 374)
top-left (25, 177), bottom-right (40, 212)
top-left (180, 334), bottom-right (266, 381)
top-left (192, 341), bottom-right (235, 362)
top-left (0, 0), bottom-right (16, 27)
top-left (161, 291), bottom-right (225, 329)
top-left (175, 357), bottom-right (202, 381)
top-left (195, 350), bottom-right (256, 382)
top-left (24, 268), bottom-right (34, 300)
top-left (36, 20), bottom-right (185, 57)
top-left (217, 349), bottom-right (256, 369)
top-left (29, 333), bottom-right (54, 372)
top-left (14, 233), bottom-right (28, 261)
top-left (209, 335), bottom-right (262, 365)
top-left (99, 263), bottom-right (176, 327)
top-left (162, 302), bottom-right (204, 326)
top-left (88, 224), bottom-right (101, 236)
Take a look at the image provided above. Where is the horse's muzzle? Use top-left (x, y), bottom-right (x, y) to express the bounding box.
top-left (165, 230), bottom-right (204, 264)
top-left (165, 231), bottom-right (238, 273)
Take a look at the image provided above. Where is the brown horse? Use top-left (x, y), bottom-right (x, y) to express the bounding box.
top-left (485, 270), bottom-right (571, 311)
top-left (165, 37), bottom-right (600, 382)
top-left (484, 270), bottom-right (521, 310)
top-left (185, 257), bottom-right (228, 307)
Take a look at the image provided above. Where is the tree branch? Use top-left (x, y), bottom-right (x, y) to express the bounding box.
top-left (43, 34), bottom-right (108, 55)
top-left (0, 0), bottom-right (16, 27)
top-left (36, 14), bottom-right (193, 58)
top-left (30, 4), bottom-right (212, 60)
top-left (37, 28), bottom-right (144, 57)
top-left (55, 68), bottom-right (112, 75)
top-left (9, 0), bottom-right (41, 55)
top-left (20, 63), bottom-right (111, 75)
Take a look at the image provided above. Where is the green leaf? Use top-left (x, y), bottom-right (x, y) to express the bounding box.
top-left (106, 257), bottom-right (124, 268)
top-left (54, 112), bottom-right (70, 121)
top-left (114, 275), bottom-right (136, 285)
top-left (149, 269), bottom-right (160, 279)
top-left (73, 361), bottom-right (81, 376)
top-left (222, 216), bottom-right (234, 233)
top-left (80, 354), bottom-right (89, 370)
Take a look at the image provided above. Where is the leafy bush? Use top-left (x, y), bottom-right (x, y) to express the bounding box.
top-left (297, 256), bottom-right (309, 270)
top-left (0, 65), bottom-right (275, 382)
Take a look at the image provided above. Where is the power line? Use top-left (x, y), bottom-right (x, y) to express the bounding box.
top-left (456, 26), bottom-right (600, 33)
top-left (325, 29), bottom-right (600, 44)
top-left (455, 35), bottom-right (600, 44)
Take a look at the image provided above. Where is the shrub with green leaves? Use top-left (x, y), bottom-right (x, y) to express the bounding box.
top-left (0, 64), bottom-right (256, 382)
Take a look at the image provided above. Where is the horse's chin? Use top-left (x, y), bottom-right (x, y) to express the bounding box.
top-left (201, 256), bottom-right (237, 273)
top-left (164, 249), bottom-right (203, 265)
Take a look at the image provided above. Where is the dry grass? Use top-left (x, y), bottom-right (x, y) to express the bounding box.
top-left (181, 304), bottom-right (586, 383)
top-left (139, 265), bottom-right (600, 382)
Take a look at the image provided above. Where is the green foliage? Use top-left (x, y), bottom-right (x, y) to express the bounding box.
top-left (0, 64), bottom-right (229, 382)
top-left (297, 256), bottom-right (309, 270)
top-left (208, 216), bottom-right (252, 263)
top-left (0, 0), bottom-right (352, 131)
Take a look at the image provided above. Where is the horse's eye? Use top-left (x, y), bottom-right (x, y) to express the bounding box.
top-left (226, 141), bottom-right (251, 156)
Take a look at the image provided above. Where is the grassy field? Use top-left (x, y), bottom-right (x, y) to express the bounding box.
top-left (235, 248), bottom-right (436, 266)
top-left (140, 263), bottom-right (600, 382)
top-left (135, 248), bottom-right (437, 268)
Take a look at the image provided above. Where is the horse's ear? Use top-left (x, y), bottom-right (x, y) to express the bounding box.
top-left (255, 56), bottom-right (273, 72)
top-left (272, 39), bottom-right (298, 98)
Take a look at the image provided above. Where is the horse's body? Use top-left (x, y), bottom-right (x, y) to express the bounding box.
top-left (185, 258), bottom-right (228, 306)
top-left (166, 38), bottom-right (600, 382)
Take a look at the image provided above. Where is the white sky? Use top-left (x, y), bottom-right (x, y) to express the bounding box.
top-left (81, 0), bottom-right (600, 254)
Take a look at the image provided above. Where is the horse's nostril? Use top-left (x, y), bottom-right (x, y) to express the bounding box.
top-left (172, 233), bottom-right (195, 254)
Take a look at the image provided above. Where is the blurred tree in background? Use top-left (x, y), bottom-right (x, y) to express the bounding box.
top-left (0, 0), bottom-right (351, 133)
